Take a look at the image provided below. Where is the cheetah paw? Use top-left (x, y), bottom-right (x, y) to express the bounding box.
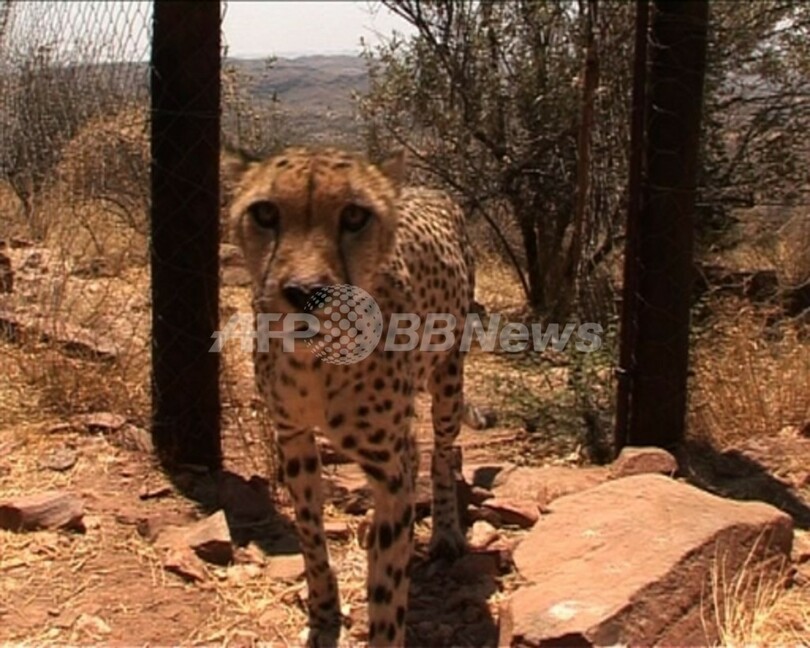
top-left (300, 622), bottom-right (341, 648)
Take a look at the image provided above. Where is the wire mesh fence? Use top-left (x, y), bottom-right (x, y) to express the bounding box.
top-left (0, 1), bottom-right (153, 427)
top-left (0, 0), bottom-right (277, 477)
top-left (2, 1), bottom-right (604, 460)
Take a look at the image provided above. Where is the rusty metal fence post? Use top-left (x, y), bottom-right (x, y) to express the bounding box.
top-left (150, 1), bottom-right (222, 469)
top-left (615, 0), bottom-right (709, 451)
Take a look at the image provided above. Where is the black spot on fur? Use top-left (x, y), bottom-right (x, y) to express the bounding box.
top-left (378, 522), bottom-right (393, 550)
top-left (286, 458), bottom-right (300, 478)
top-left (372, 584), bottom-right (389, 603)
top-left (362, 463), bottom-right (386, 482)
top-left (359, 448), bottom-right (391, 463)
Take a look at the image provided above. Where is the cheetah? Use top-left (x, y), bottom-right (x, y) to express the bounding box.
top-left (228, 146), bottom-right (475, 647)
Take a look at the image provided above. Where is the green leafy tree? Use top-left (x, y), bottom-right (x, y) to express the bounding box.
top-left (359, 0), bottom-right (810, 313)
top-left (359, 0), bottom-right (634, 317)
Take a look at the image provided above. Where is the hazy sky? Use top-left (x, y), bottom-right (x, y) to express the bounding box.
top-left (6, 2), bottom-right (414, 63)
top-left (222, 1), bottom-right (414, 58)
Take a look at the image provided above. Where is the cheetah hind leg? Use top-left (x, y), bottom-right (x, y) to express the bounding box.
top-left (427, 352), bottom-right (468, 561)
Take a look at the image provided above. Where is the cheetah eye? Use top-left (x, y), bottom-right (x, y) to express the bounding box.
top-left (340, 204), bottom-right (373, 233)
top-left (247, 201), bottom-right (280, 230)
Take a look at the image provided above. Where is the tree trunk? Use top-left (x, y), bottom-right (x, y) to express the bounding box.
top-left (559, 0), bottom-right (600, 321)
top-left (514, 196), bottom-right (546, 311)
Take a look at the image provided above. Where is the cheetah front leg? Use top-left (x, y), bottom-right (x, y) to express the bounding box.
top-left (277, 430), bottom-right (341, 647)
top-left (427, 352), bottom-right (467, 559)
top-left (361, 429), bottom-right (417, 648)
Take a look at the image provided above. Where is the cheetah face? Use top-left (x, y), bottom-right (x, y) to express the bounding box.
top-left (227, 147), bottom-right (404, 317)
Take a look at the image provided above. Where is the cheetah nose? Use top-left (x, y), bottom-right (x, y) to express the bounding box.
top-left (281, 281), bottom-right (327, 311)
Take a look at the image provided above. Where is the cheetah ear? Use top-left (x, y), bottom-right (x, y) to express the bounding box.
top-left (378, 150), bottom-right (407, 187)
top-left (221, 145), bottom-right (261, 184)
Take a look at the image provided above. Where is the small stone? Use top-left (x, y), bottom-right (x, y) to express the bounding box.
top-left (324, 520), bottom-right (351, 541)
top-left (469, 485), bottom-right (494, 506)
top-left (184, 510), bottom-right (233, 565)
top-left (112, 425), bottom-right (153, 453)
top-left (74, 613), bottom-right (111, 637)
top-left (233, 542), bottom-right (267, 565)
top-left (0, 490), bottom-right (85, 532)
top-left (138, 483), bottom-right (172, 500)
top-left (156, 511), bottom-right (233, 566)
top-left (163, 547), bottom-right (207, 582)
top-left (73, 412), bottom-right (127, 433)
top-left (44, 422), bottom-right (72, 435)
top-left (83, 515), bottom-right (102, 530)
top-left (480, 498), bottom-right (540, 529)
top-left (792, 531), bottom-right (810, 564)
top-left (467, 505), bottom-right (503, 528)
top-left (469, 520), bottom-right (499, 550)
top-left (136, 515), bottom-right (174, 543)
top-left (226, 562), bottom-right (262, 584)
top-left (266, 554), bottom-right (304, 580)
top-left (40, 447), bottom-right (77, 472)
top-left (610, 446), bottom-right (678, 479)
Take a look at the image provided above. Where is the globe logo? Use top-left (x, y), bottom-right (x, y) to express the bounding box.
top-left (304, 284), bottom-right (383, 365)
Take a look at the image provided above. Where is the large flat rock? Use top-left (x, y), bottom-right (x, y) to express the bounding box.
top-left (491, 465), bottom-right (609, 508)
top-left (510, 474), bottom-right (793, 646)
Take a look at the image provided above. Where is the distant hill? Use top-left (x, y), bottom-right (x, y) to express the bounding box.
top-left (228, 55), bottom-right (370, 147)
top-left (231, 55), bottom-right (368, 113)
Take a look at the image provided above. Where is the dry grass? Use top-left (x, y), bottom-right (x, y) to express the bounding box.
top-left (690, 301), bottom-right (810, 448)
top-left (708, 539), bottom-right (809, 646)
top-left (690, 299), bottom-right (810, 645)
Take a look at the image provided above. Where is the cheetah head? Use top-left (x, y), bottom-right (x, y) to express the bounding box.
top-left (226, 147), bottom-right (404, 315)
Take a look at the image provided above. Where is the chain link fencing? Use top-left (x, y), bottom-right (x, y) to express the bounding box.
top-left (0, 1), bottom-right (279, 478)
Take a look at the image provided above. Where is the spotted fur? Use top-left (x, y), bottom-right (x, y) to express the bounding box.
top-left (229, 147), bottom-right (474, 647)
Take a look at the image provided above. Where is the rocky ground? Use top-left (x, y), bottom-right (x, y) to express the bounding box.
top-left (1, 237), bottom-right (808, 646)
